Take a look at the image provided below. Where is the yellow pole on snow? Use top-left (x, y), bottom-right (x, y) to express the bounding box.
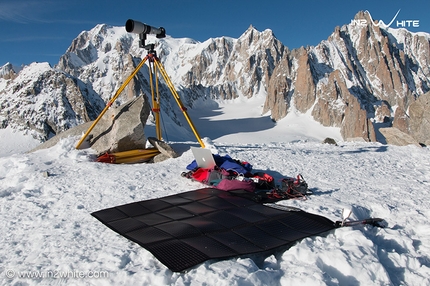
top-left (112, 148), bottom-right (160, 164)
top-left (75, 57), bottom-right (148, 149)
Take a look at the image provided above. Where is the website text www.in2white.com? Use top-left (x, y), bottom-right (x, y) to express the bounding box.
top-left (4, 269), bottom-right (109, 280)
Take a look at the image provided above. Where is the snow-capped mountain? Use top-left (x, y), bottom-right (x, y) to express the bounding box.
top-left (0, 62), bottom-right (105, 141)
top-left (1, 11), bottom-right (429, 144)
top-left (0, 62), bottom-right (20, 80)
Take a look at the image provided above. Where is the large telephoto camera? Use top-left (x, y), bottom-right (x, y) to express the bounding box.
top-left (125, 19), bottom-right (166, 48)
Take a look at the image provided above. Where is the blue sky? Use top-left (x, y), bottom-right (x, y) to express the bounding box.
top-left (1, 0), bottom-right (429, 67)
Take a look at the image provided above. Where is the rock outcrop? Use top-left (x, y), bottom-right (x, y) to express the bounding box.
top-left (379, 127), bottom-right (421, 147)
top-left (84, 95), bottom-right (151, 154)
top-left (31, 95), bottom-right (151, 154)
top-left (404, 91), bottom-right (430, 146)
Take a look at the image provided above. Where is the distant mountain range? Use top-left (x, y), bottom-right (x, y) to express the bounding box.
top-left (1, 11), bottom-right (429, 144)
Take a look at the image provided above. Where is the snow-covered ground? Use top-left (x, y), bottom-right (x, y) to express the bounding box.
top-left (1, 99), bottom-right (430, 285)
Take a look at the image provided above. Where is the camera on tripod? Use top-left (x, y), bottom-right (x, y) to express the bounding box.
top-left (76, 19), bottom-right (205, 150)
top-left (125, 19), bottom-right (166, 49)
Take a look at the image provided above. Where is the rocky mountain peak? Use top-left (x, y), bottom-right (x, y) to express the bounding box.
top-left (239, 24), bottom-right (277, 47)
top-left (0, 63), bottom-right (19, 80)
top-left (270, 10), bottom-right (430, 143)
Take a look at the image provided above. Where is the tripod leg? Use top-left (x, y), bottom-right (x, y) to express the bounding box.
top-left (75, 56), bottom-right (148, 149)
top-left (148, 61), bottom-right (162, 140)
top-left (154, 60), bottom-right (205, 148)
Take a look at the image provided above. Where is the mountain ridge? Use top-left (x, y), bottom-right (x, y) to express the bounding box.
top-left (1, 11), bottom-right (429, 144)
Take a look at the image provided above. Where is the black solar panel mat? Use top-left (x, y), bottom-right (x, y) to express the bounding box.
top-left (92, 188), bottom-right (335, 272)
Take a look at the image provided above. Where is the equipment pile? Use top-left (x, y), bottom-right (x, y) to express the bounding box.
top-left (181, 153), bottom-right (311, 203)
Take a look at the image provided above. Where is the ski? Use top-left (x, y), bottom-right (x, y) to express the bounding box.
top-left (335, 218), bottom-right (385, 228)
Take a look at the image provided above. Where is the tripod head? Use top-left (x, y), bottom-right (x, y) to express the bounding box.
top-left (144, 43), bottom-right (157, 57)
top-left (125, 19), bottom-right (166, 48)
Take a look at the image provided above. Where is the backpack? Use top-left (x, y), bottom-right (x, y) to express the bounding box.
top-left (269, 174), bottom-right (309, 200)
top-left (281, 174), bottom-right (309, 195)
top-left (252, 172), bottom-right (275, 190)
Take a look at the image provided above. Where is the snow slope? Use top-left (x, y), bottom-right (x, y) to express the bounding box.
top-left (1, 99), bottom-right (430, 285)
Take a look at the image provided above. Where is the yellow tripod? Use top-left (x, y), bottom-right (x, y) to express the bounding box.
top-left (75, 47), bottom-right (205, 150)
